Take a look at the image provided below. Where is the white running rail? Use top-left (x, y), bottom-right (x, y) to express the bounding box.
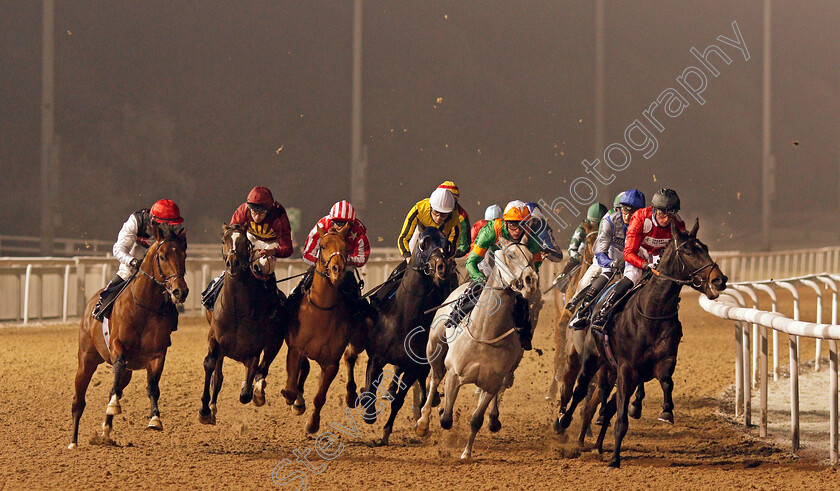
top-left (698, 273), bottom-right (840, 464)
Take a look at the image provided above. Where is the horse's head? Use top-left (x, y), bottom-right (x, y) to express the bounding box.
top-left (221, 224), bottom-right (251, 278)
top-left (147, 221), bottom-right (189, 304)
top-left (493, 236), bottom-right (538, 297)
top-left (412, 224), bottom-right (450, 285)
top-left (582, 220), bottom-right (599, 264)
top-left (317, 223), bottom-right (349, 285)
top-left (658, 218), bottom-right (728, 299)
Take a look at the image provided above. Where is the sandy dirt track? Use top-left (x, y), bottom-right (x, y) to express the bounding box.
top-left (1, 292), bottom-right (838, 490)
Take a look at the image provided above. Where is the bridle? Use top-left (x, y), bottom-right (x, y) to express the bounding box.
top-left (314, 231), bottom-right (347, 282)
top-left (139, 239), bottom-right (186, 290)
top-left (413, 237), bottom-right (448, 281)
top-left (653, 236), bottom-right (717, 289)
top-left (486, 242), bottom-right (535, 292)
top-left (222, 232), bottom-right (251, 277)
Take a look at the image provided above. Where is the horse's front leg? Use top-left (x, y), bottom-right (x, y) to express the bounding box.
top-left (253, 335), bottom-right (283, 407)
top-left (306, 362), bottom-right (340, 434)
top-left (461, 388), bottom-right (497, 460)
top-left (440, 369), bottom-right (463, 430)
top-left (281, 346), bottom-right (302, 407)
top-left (361, 355), bottom-right (385, 424)
top-left (343, 346), bottom-right (359, 408)
top-left (374, 370), bottom-right (417, 446)
top-left (655, 356), bottom-right (677, 424)
top-left (556, 350), bottom-right (599, 433)
top-left (199, 338), bottom-right (220, 424)
top-left (106, 346), bottom-right (127, 417)
top-left (629, 382), bottom-right (645, 420)
top-left (145, 355), bottom-right (166, 431)
top-left (609, 364), bottom-right (637, 469)
top-left (239, 356), bottom-right (259, 405)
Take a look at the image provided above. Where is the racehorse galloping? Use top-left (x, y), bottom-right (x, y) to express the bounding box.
top-left (70, 223), bottom-right (188, 448)
top-left (554, 219), bottom-right (727, 468)
top-left (198, 225), bottom-right (285, 425)
top-left (418, 238), bottom-right (538, 459)
top-left (546, 221), bottom-right (598, 401)
top-left (362, 225), bottom-right (452, 445)
top-left (281, 224), bottom-right (355, 433)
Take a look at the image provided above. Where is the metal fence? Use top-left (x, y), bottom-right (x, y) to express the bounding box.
top-left (698, 273), bottom-right (840, 464)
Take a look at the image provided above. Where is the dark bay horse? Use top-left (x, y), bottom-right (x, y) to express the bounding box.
top-left (70, 223), bottom-right (188, 449)
top-left (281, 224), bottom-right (356, 434)
top-left (547, 221), bottom-right (598, 401)
top-left (554, 219), bottom-right (727, 468)
top-left (362, 225), bottom-right (452, 445)
top-left (198, 225), bottom-right (285, 425)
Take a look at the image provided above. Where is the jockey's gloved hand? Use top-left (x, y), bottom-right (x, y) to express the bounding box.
top-left (612, 258), bottom-right (625, 270)
top-left (129, 258), bottom-right (140, 269)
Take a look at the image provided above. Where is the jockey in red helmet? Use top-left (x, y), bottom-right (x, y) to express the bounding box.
top-left (92, 199), bottom-right (184, 322)
top-left (201, 186), bottom-right (293, 313)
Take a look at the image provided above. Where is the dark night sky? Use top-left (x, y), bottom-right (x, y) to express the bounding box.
top-left (1, 1), bottom-right (837, 250)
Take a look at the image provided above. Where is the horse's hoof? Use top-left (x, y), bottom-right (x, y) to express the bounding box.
top-left (106, 395), bottom-right (122, 416)
top-left (608, 460), bottom-right (620, 469)
top-left (460, 450), bottom-right (472, 460)
top-left (280, 390), bottom-right (296, 406)
top-left (210, 403), bottom-right (217, 417)
top-left (440, 415), bottom-right (453, 431)
top-left (306, 420), bottom-right (320, 434)
top-left (198, 409), bottom-right (216, 425)
top-left (489, 418), bottom-right (502, 433)
top-left (146, 416), bottom-right (163, 431)
top-left (102, 422), bottom-right (111, 440)
top-left (67, 443), bottom-right (77, 450)
top-left (553, 418), bottom-right (562, 434)
top-left (253, 379), bottom-right (266, 407)
top-left (658, 411), bottom-right (674, 424)
top-left (629, 404), bottom-right (642, 420)
top-left (292, 403), bottom-right (306, 416)
top-left (345, 392), bottom-right (358, 409)
top-left (371, 438), bottom-right (388, 447)
top-left (416, 421), bottom-right (429, 437)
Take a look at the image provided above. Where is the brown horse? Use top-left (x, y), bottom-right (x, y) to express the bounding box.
top-left (546, 221), bottom-right (598, 401)
top-left (198, 224), bottom-right (285, 425)
top-left (69, 223), bottom-right (188, 449)
top-left (281, 224), bottom-right (357, 433)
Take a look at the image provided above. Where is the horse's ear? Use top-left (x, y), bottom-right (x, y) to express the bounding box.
top-left (317, 225), bottom-right (326, 239)
top-left (690, 218), bottom-right (699, 237)
top-left (417, 222), bottom-right (426, 233)
top-left (498, 236), bottom-right (511, 249)
top-left (152, 220), bottom-right (163, 241)
top-left (338, 221), bottom-right (351, 236)
top-left (670, 220), bottom-right (681, 242)
top-left (221, 223), bottom-right (229, 234)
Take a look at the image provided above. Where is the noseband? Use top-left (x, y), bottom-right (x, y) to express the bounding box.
top-left (487, 242), bottom-right (534, 292)
top-left (223, 234), bottom-right (251, 276)
top-left (140, 239), bottom-right (185, 289)
top-left (654, 237), bottom-right (718, 289)
top-left (413, 243), bottom-right (447, 281)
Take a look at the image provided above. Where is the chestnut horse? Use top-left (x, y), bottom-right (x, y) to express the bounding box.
top-left (546, 222), bottom-right (598, 401)
top-left (281, 224), bottom-right (356, 433)
top-left (198, 224), bottom-right (285, 425)
top-left (69, 223), bottom-right (188, 449)
top-left (554, 219), bottom-right (727, 468)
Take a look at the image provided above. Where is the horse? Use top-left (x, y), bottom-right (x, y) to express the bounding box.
top-left (69, 222), bottom-right (188, 449)
top-left (360, 225), bottom-right (452, 445)
top-left (417, 237), bottom-right (539, 460)
top-left (281, 223), bottom-right (357, 434)
top-left (554, 219), bottom-right (727, 468)
top-left (198, 224), bottom-right (285, 425)
top-left (546, 221), bottom-right (598, 401)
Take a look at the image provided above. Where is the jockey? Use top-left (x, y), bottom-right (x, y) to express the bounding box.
top-left (568, 189), bottom-right (645, 329)
top-left (524, 201), bottom-right (563, 263)
top-left (557, 202), bottom-right (608, 278)
top-left (591, 188), bottom-right (686, 331)
top-left (470, 204), bottom-right (503, 245)
top-left (287, 200), bottom-right (374, 322)
top-left (200, 186), bottom-right (293, 312)
top-left (446, 200), bottom-right (544, 350)
top-left (92, 199), bottom-right (184, 322)
top-left (437, 181), bottom-right (471, 258)
top-left (397, 187), bottom-right (460, 260)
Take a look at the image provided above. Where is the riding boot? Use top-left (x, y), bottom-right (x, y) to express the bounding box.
top-left (200, 273), bottom-right (225, 312)
top-left (569, 274), bottom-right (610, 329)
top-left (591, 277), bottom-right (633, 333)
top-left (513, 295), bottom-right (533, 350)
top-left (371, 261), bottom-right (407, 310)
top-left (92, 275), bottom-right (126, 322)
top-left (564, 284), bottom-right (591, 312)
top-left (264, 272), bottom-right (283, 319)
top-left (445, 281), bottom-right (483, 329)
top-left (286, 267), bottom-right (314, 315)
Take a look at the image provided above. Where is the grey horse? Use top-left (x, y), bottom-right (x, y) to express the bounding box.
top-left (416, 238), bottom-right (538, 459)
